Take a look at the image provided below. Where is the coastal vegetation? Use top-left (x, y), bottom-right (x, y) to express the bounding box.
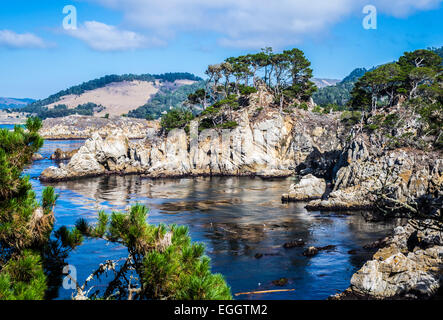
top-left (0, 118), bottom-right (78, 299)
top-left (0, 119), bottom-right (231, 300)
top-left (313, 46), bottom-right (443, 109)
top-left (69, 205), bottom-right (232, 300)
top-left (349, 49), bottom-right (442, 150)
top-left (21, 102), bottom-right (105, 120)
top-left (160, 47), bottom-right (317, 133)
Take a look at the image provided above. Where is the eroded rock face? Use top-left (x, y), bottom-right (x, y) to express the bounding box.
top-left (282, 174), bottom-right (326, 201)
top-left (332, 220), bottom-right (443, 299)
top-left (305, 135), bottom-right (442, 211)
top-left (39, 115), bottom-right (158, 140)
top-left (40, 131), bottom-right (141, 181)
top-left (50, 148), bottom-right (79, 160)
top-left (40, 106), bottom-right (345, 181)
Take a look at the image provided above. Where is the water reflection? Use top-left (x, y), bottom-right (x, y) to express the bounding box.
top-left (27, 140), bottom-right (405, 300)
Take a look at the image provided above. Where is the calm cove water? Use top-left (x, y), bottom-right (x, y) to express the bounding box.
top-left (0, 123), bottom-right (24, 130)
top-left (23, 139), bottom-right (403, 300)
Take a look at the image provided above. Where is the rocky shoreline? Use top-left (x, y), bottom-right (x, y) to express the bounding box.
top-left (40, 90), bottom-right (346, 182)
top-left (331, 219), bottom-right (443, 300)
top-left (39, 115), bottom-right (158, 140)
top-left (284, 136), bottom-right (442, 212)
top-left (37, 88), bottom-right (442, 300)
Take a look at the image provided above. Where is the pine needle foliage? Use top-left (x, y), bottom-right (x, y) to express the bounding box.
top-left (76, 204), bottom-right (232, 300)
top-left (0, 118), bottom-right (81, 300)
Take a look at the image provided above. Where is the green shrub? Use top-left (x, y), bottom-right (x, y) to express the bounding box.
top-left (220, 121), bottom-right (238, 129)
top-left (239, 85), bottom-right (257, 95)
top-left (160, 109), bottom-right (194, 133)
top-left (298, 102), bottom-right (308, 110)
top-left (340, 110), bottom-right (362, 126)
top-left (75, 204), bottom-right (232, 300)
top-left (312, 106), bottom-right (322, 113)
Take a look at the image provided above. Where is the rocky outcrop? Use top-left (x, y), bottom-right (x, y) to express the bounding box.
top-left (332, 220), bottom-right (443, 300)
top-left (32, 153), bottom-right (44, 161)
top-left (281, 174), bottom-right (326, 202)
top-left (40, 131), bottom-right (143, 181)
top-left (50, 148), bottom-right (79, 160)
top-left (40, 97), bottom-right (346, 181)
top-left (304, 135), bottom-right (442, 211)
top-left (39, 115), bottom-right (158, 140)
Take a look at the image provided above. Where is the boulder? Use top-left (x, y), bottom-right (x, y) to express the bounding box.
top-left (282, 174), bottom-right (326, 202)
top-left (50, 148), bottom-right (79, 160)
top-left (303, 246), bottom-right (319, 257)
top-left (32, 153), bottom-right (44, 161)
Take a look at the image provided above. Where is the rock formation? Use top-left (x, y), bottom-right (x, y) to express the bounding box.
top-left (39, 115), bottom-right (158, 140)
top-left (332, 220), bottom-right (443, 299)
top-left (282, 174), bottom-right (326, 201)
top-left (40, 93), bottom-right (346, 182)
top-left (304, 135), bottom-right (442, 211)
top-left (50, 148), bottom-right (79, 160)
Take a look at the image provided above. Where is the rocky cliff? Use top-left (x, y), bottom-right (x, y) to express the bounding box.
top-left (278, 107), bottom-right (442, 211)
top-left (39, 115), bottom-right (158, 140)
top-left (40, 91), bottom-right (346, 181)
top-left (303, 135), bottom-right (442, 211)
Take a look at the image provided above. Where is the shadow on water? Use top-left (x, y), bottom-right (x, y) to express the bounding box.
top-left (25, 140), bottom-right (405, 300)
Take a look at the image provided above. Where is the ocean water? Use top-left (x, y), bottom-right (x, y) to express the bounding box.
top-left (24, 139), bottom-right (403, 300)
top-left (0, 123), bottom-right (23, 130)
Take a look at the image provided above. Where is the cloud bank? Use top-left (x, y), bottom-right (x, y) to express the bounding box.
top-left (89, 0), bottom-right (441, 48)
top-left (65, 21), bottom-right (165, 51)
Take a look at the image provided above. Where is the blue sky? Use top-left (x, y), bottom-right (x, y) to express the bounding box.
top-left (0, 0), bottom-right (442, 99)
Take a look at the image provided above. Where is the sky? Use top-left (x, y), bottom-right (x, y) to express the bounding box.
top-left (0, 0), bottom-right (442, 99)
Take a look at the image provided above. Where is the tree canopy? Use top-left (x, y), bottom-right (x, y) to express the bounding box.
top-left (0, 118), bottom-right (79, 299)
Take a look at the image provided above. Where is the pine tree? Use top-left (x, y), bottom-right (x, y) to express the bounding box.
top-left (74, 204), bottom-right (232, 300)
top-left (0, 118), bottom-right (79, 300)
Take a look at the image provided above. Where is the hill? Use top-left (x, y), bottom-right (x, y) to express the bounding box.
top-left (0, 97), bottom-right (35, 110)
top-left (21, 73), bottom-right (202, 119)
top-left (312, 68), bottom-right (368, 106)
top-left (312, 78), bottom-right (341, 88)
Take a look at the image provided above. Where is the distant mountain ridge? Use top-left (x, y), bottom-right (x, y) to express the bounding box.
top-left (312, 78), bottom-right (341, 88)
top-left (313, 46), bottom-right (442, 106)
top-left (0, 97), bottom-right (35, 109)
top-left (312, 68), bottom-right (368, 106)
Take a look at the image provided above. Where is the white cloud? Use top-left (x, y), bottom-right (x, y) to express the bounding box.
top-left (90, 0), bottom-right (442, 48)
top-left (65, 21), bottom-right (165, 51)
top-left (375, 0), bottom-right (442, 17)
top-left (0, 30), bottom-right (50, 49)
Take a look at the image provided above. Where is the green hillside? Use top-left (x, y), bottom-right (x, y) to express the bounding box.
top-left (20, 72), bottom-right (202, 119)
top-left (128, 81), bottom-right (206, 120)
top-left (313, 46), bottom-right (442, 107)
